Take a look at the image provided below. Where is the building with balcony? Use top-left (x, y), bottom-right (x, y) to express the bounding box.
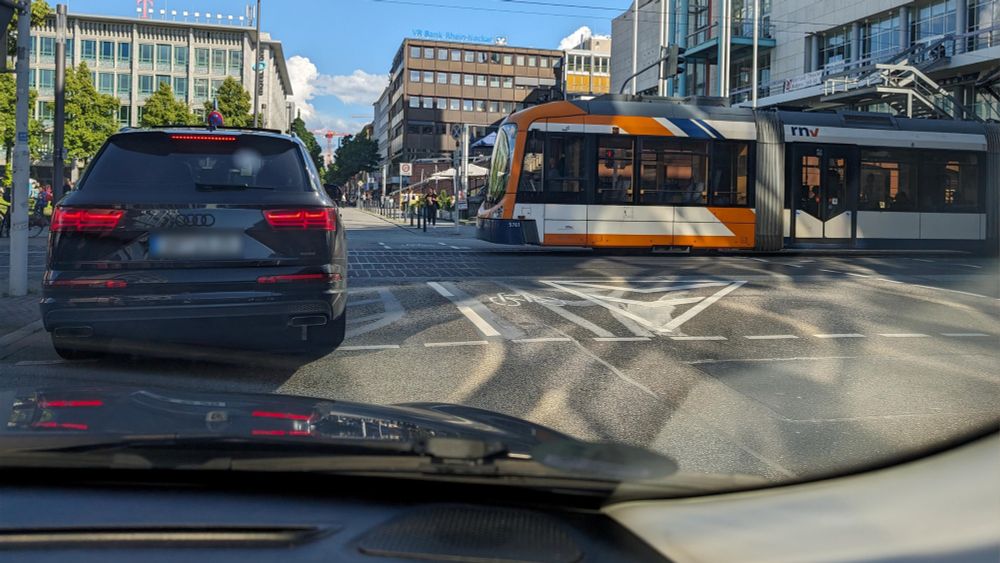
top-left (563, 35), bottom-right (613, 97)
top-left (610, 0), bottom-right (999, 120)
top-left (24, 11), bottom-right (294, 163)
top-left (381, 37), bottom-right (563, 183)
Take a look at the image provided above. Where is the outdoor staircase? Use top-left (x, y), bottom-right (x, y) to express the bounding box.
top-left (820, 35), bottom-right (980, 121)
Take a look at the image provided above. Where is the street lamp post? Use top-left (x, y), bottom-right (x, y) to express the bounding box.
top-left (252, 0), bottom-right (261, 127)
top-left (9, 0), bottom-right (31, 297)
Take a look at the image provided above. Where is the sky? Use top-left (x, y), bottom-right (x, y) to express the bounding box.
top-left (72, 0), bottom-right (619, 134)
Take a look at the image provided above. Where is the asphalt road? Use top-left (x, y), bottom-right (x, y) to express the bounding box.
top-left (1, 208), bottom-right (997, 481)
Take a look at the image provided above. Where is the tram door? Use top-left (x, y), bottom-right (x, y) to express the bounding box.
top-left (792, 145), bottom-right (856, 243)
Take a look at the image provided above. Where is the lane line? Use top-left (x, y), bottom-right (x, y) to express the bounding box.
top-left (0, 320), bottom-right (44, 349)
top-left (593, 337), bottom-right (651, 342)
top-left (876, 278), bottom-right (905, 284)
top-left (456, 306), bottom-right (502, 337)
top-left (659, 281), bottom-right (746, 333)
top-left (878, 333), bottom-right (929, 338)
top-left (687, 355), bottom-right (858, 365)
top-left (955, 264), bottom-right (983, 269)
top-left (337, 344), bottom-right (401, 351)
top-left (784, 264), bottom-right (804, 268)
top-left (670, 336), bottom-right (727, 341)
top-left (747, 257), bottom-right (769, 263)
top-left (424, 340), bottom-right (489, 348)
top-left (912, 258), bottom-right (935, 263)
top-left (426, 281), bottom-right (454, 298)
top-left (941, 332), bottom-right (991, 337)
top-left (814, 333), bottom-right (866, 338)
top-left (907, 284), bottom-right (999, 300)
top-left (377, 242), bottom-right (392, 250)
top-left (512, 337), bottom-right (574, 343)
top-left (844, 272), bottom-right (870, 278)
top-left (818, 269), bottom-right (842, 274)
top-left (344, 288), bottom-right (404, 340)
top-left (744, 334), bottom-right (799, 340)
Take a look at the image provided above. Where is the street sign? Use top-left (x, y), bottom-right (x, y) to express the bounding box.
top-left (399, 162), bottom-right (413, 176)
top-left (451, 124), bottom-right (463, 140)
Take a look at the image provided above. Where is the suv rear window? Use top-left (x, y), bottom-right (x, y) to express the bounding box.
top-left (81, 133), bottom-right (310, 194)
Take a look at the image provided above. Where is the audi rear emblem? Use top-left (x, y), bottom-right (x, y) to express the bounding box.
top-left (172, 213), bottom-right (216, 227)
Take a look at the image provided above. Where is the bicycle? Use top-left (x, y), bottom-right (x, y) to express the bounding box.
top-left (0, 200), bottom-right (51, 238)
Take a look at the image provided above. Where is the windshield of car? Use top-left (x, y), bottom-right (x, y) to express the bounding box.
top-left (0, 0), bottom-right (997, 504)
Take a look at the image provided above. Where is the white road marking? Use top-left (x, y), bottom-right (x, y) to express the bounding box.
top-left (912, 258), bottom-right (935, 263)
top-left (438, 242), bottom-right (448, 246)
top-left (0, 320), bottom-right (44, 349)
top-left (512, 337), bottom-right (573, 343)
top-left (345, 288), bottom-right (405, 340)
top-left (687, 355), bottom-right (858, 365)
top-left (906, 284), bottom-right (998, 300)
top-left (818, 269), bottom-right (842, 274)
top-left (426, 281), bottom-right (455, 297)
top-left (878, 333), bottom-right (929, 338)
top-left (593, 337), bottom-right (651, 342)
top-left (15, 359), bottom-right (72, 366)
top-left (744, 334), bottom-right (799, 340)
top-left (449, 246), bottom-right (463, 250)
top-left (457, 306), bottom-right (502, 337)
top-left (784, 263), bottom-right (804, 268)
top-left (747, 257), bottom-right (769, 263)
top-left (876, 278), bottom-right (905, 284)
top-left (955, 264), bottom-right (983, 269)
top-left (659, 281), bottom-right (746, 333)
top-left (337, 344), bottom-right (401, 351)
top-left (844, 272), bottom-right (870, 278)
top-left (670, 336), bottom-right (727, 341)
top-left (424, 340), bottom-right (489, 348)
top-left (502, 284), bottom-right (615, 338)
top-left (377, 242), bottom-right (392, 250)
top-left (941, 333), bottom-right (991, 337)
top-left (814, 333), bottom-right (866, 338)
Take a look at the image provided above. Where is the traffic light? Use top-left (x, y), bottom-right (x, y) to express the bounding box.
top-left (660, 45), bottom-right (687, 79)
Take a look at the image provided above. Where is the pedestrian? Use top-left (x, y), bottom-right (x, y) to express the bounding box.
top-left (426, 189), bottom-right (438, 226)
top-left (63, 178), bottom-right (74, 195)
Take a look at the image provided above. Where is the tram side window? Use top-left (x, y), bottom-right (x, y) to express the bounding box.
top-left (859, 149), bottom-right (915, 211)
top-left (710, 142), bottom-right (751, 206)
top-left (518, 129), bottom-right (544, 194)
top-left (596, 136), bottom-right (634, 204)
top-left (917, 152), bottom-right (981, 213)
top-left (639, 138), bottom-right (708, 205)
top-left (545, 134), bottom-right (586, 196)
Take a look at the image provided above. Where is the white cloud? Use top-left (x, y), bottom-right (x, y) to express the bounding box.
top-left (557, 26), bottom-right (610, 50)
top-left (286, 55), bottom-right (387, 132)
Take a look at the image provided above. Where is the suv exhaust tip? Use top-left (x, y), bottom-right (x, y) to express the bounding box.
top-left (288, 316), bottom-right (328, 328)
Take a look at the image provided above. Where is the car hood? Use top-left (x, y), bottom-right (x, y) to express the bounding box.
top-left (0, 385), bottom-right (569, 453)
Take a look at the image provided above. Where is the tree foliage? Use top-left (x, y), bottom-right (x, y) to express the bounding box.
top-left (64, 62), bottom-right (119, 162)
top-left (0, 74), bottom-right (43, 185)
top-left (324, 134), bottom-right (379, 186)
top-left (5, 1), bottom-right (52, 56)
top-left (204, 77), bottom-right (252, 127)
top-left (141, 81), bottom-right (196, 127)
top-left (291, 115), bottom-right (324, 175)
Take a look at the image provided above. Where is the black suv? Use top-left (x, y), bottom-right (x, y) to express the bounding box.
top-left (41, 128), bottom-right (347, 359)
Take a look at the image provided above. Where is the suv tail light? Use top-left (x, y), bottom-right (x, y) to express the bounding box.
top-left (263, 209), bottom-right (336, 231)
top-left (51, 208), bottom-right (124, 232)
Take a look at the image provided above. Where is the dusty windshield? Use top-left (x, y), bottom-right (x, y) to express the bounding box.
top-left (0, 0), bottom-right (997, 496)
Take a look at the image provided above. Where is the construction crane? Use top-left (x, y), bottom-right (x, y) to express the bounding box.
top-left (312, 130), bottom-right (351, 166)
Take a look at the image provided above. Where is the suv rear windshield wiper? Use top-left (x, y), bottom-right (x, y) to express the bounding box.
top-left (195, 183), bottom-right (276, 191)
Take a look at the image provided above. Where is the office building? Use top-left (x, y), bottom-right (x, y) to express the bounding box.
top-left (610, 0), bottom-right (999, 120)
top-left (24, 10), bottom-right (294, 163)
top-left (563, 35), bottom-right (613, 97)
top-left (381, 37), bottom-right (563, 180)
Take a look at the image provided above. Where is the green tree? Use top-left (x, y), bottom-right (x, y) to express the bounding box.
top-left (5, 1), bottom-right (52, 56)
top-left (291, 114), bottom-right (324, 175)
top-left (141, 81), bottom-right (196, 127)
top-left (204, 76), bottom-right (252, 127)
top-left (324, 133), bottom-right (378, 185)
top-left (64, 62), bottom-right (119, 163)
top-left (0, 74), bottom-right (43, 185)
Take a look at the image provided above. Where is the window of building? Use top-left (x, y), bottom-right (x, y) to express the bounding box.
top-left (477, 51), bottom-right (488, 63)
top-left (862, 11), bottom-right (901, 62)
top-left (37, 69), bottom-right (54, 91)
top-left (173, 77), bottom-right (188, 99)
top-left (65, 38), bottom-right (73, 62)
top-left (39, 36), bottom-right (54, 57)
top-left (451, 49), bottom-right (461, 61)
top-left (476, 75), bottom-right (487, 87)
top-left (527, 56), bottom-right (537, 67)
top-left (410, 45), bottom-right (421, 58)
top-left (99, 40), bottom-right (114, 63)
top-left (489, 52), bottom-right (501, 63)
top-left (155, 74), bottom-right (171, 89)
top-left (409, 70), bottom-right (420, 82)
top-left (118, 105), bottom-right (130, 125)
top-left (229, 50), bottom-right (242, 74)
top-left (446, 98), bottom-right (458, 110)
top-left (136, 105), bottom-right (146, 123)
top-left (423, 70), bottom-right (434, 83)
top-left (437, 72), bottom-right (448, 84)
top-left (423, 47), bottom-right (434, 58)
top-left (912, 0), bottom-right (957, 41)
top-left (38, 100), bottom-right (54, 120)
top-left (210, 79), bottom-right (223, 97)
top-left (211, 49), bottom-right (226, 74)
top-left (194, 48), bottom-right (209, 71)
top-left (464, 50), bottom-right (475, 62)
top-left (117, 74), bottom-right (131, 96)
top-left (173, 46), bottom-right (188, 67)
top-left (117, 42), bottom-right (130, 64)
top-left (596, 57), bottom-right (609, 73)
top-left (437, 48), bottom-right (448, 60)
top-left (194, 78), bottom-right (209, 99)
top-left (969, 0), bottom-right (999, 49)
top-left (422, 96), bottom-right (434, 109)
top-left (489, 75), bottom-right (500, 88)
top-left (474, 100), bottom-right (485, 112)
top-left (502, 76), bottom-right (513, 88)
top-left (462, 99), bottom-right (473, 111)
top-left (516, 55), bottom-right (525, 66)
top-left (540, 57), bottom-right (549, 68)
top-left (488, 101), bottom-right (499, 113)
top-left (463, 74), bottom-right (474, 86)
top-left (450, 73), bottom-right (461, 85)
top-left (138, 74), bottom-right (154, 94)
top-left (81, 39), bottom-right (96, 62)
top-left (27, 69), bottom-right (35, 89)
top-left (436, 97), bottom-right (447, 109)
top-left (501, 102), bottom-right (513, 113)
top-left (820, 26), bottom-right (852, 68)
top-left (156, 44), bottom-right (171, 68)
top-left (97, 72), bottom-right (114, 94)
top-left (639, 138), bottom-right (709, 205)
top-left (409, 96), bottom-right (420, 108)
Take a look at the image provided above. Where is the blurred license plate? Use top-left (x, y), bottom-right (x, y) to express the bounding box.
top-left (150, 232), bottom-right (243, 259)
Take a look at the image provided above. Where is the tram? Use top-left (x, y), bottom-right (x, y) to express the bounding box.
top-left (476, 95), bottom-right (999, 252)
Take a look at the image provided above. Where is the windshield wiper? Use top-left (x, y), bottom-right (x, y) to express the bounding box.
top-left (195, 183), bottom-right (276, 191)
